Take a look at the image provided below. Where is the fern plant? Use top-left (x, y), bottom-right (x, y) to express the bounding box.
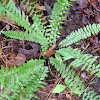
top-left (0, 0), bottom-right (100, 100)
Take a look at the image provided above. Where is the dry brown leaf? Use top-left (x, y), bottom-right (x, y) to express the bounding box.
top-left (77, 0), bottom-right (88, 8)
top-left (6, 53), bottom-right (26, 67)
top-left (18, 42), bottom-right (40, 59)
top-left (37, 6), bottom-right (46, 10)
top-left (43, 44), bottom-right (57, 58)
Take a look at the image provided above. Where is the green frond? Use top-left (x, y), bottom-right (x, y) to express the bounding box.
top-left (1, 30), bottom-right (48, 50)
top-left (56, 47), bottom-right (100, 77)
top-left (59, 23), bottom-right (100, 47)
top-left (20, 0), bottom-right (48, 41)
top-left (82, 88), bottom-right (100, 100)
top-left (50, 54), bottom-right (100, 99)
top-left (20, 0), bottom-right (47, 38)
top-left (0, 0), bottom-right (49, 51)
top-left (1, 0), bottom-right (30, 29)
top-left (50, 54), bottom-right (85, 96)
top-left (45, 0), bottom-right (77, 45)
top-left (0, 1), bottom-right (6, 19)
top-left (0, 59), bottom-right (48, 100)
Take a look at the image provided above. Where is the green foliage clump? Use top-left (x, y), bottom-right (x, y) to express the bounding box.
top-left (0, 59), bottom-right (48, 100)
top-left (0, 0), bottom-right (100, 100)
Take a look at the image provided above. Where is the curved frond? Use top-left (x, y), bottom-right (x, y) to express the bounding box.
top-left (59, 24), bottom-right (100, 47)
top-left (0, 59), bottom-right (48, 99)
top-left (56, 47), bottom-right (100, 77)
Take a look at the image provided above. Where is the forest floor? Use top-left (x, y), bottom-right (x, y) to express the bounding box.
top-left (0, 0), bottom-right (100, 100)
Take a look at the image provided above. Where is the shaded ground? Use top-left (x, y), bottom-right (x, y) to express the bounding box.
top-left (0, 0), bottom-right (100, 100)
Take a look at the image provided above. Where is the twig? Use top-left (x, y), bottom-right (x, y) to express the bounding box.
top-left (48, 60), bottom-right (57, 78)
top-left (82, 42), bottom-right (90, 53)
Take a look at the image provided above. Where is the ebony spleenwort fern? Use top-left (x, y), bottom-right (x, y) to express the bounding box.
top-left (0, 0), bottom-right (100, 100)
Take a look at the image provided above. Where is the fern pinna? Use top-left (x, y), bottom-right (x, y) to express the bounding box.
top-left (0, 0), bottom-right (100, 100)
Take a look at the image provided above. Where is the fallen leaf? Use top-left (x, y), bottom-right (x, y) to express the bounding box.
top-left (18, 42), bottom-right (40, 59)
top-left (43, 44), bottom-right (57, 58)
top-left (77, 0), bottom-right (88, 9)
top-left (37, 6), bottom-right (46, 10)
top-left (6, 53), bottom-right (26, 67)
